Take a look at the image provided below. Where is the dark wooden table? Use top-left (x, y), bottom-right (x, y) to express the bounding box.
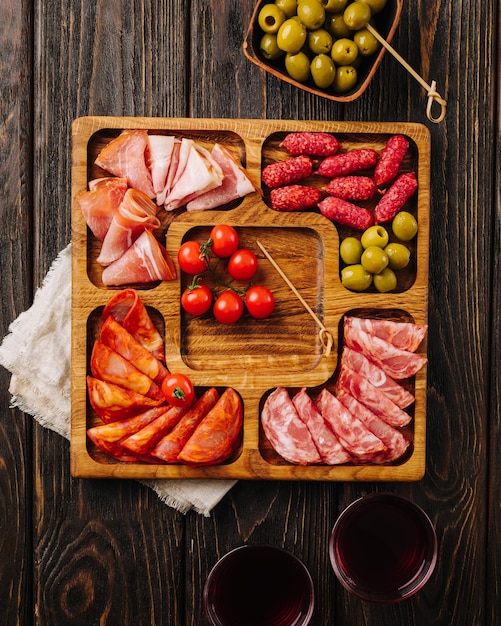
top-left (1, 1), bottom-right (499, 624)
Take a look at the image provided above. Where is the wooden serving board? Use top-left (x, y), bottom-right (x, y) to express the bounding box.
top-left (71, 116), bottom-right (430, 481)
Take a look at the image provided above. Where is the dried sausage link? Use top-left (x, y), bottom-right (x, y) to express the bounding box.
top-left (374, 172), bottom-right (418, 223)
top-left (280, 132), bottom-right (340, 157)
top-left (374, 134), bottom-right (410, 187)
top-left (270, 184), bottom-right (323, 211)
top-left (325, 176), bottom-right (378, 201)
top-left (262, 155), bottom-right (313, 188)
top-left (318, 196), bottom-right (374, 230)
top-left (317, 149), bottom-right (379, 178)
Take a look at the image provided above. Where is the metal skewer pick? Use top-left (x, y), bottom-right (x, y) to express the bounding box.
top-left (365, 23), bottom-right (447, 124)
top-left (256, 241), bottom-right (334, 357)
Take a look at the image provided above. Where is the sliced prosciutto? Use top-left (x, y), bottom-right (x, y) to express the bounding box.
top-left (336, 365), bottom-right (412, 427)
top-left (87, 376), bottom-right (164, 423)
top-left (261, 387), bottom-right (321, 465)
top-left (186, 144), bottom-right (258, 211)
top-left (90, 341), bottom-right (164, 400)
top-left (95, 129), bottom-right (155, 198)
top-left (344, 316), bottom-right (427, 352)
top-left (316, 388), bottom-right (385, 460)
top-left (76, 177), bottom-right (128, 240)
top-left (340, 346), bottom-right (415, 409)
top-left (292, 389), bottom-right (351, 464)
top-left (101, 230), bottom-right (177, 287)
top-left (102, 288), bottom-right (165, 360)
top-left (147, 134), bottom-right (176, 196)
top-left (337, 390), bottom-right (410, 463)
top-left (97, 189), bottom-right (161, 266)
top-left (343, 323), bottom-right (427, 380)
top-left (99, 315), bottom-right (168, 383)
top-left (156, 139), bottom-right (182, 205)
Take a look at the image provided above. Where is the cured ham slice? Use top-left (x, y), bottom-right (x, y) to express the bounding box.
top-left (186, 144), bottom-right (258, 211)
top-left (90, 341), bottom-right (164, 400)
top-left (340, 346), bottom-right (415, 409)
top-left (156, 139), bottom-right (182, 205)
top-left (261, 387), bottom-right (321, 465)
top-left (292, 388), bottom-right (351, 464)
top-left (147, 135), bottom-right (176, 196)
top-left (336, 365), bottom-right (412, 427)
top-left (120, 405), bottom-right (187, 456)
top-left (95, 129), bottom-right (155, 198)
top-left (102, 289), bottom-right (165, 360)
top-left (87, 376), bottom-right (164, 423)
top-left (76, 177), bottom-right (128, 240)
top-left (343, 323), bottom-right (427, 380)
top-left (97, 189), bottom-right (161, 266)
top-left (101, 230), bottom-right (177, 287)
top-left (316, 388), bottom-right (386, 460)
top-left (152, 388), bottom-right (220, 463)
top-left (344, 316), bottom-right (427, 352)
top-left (337, 390), bottom-right (410, 463)
top-left (99, 315), bottom-right (168, 383)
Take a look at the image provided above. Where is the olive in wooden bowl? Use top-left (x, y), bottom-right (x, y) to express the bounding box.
top-left (243, 0), bottom-right (403, 103)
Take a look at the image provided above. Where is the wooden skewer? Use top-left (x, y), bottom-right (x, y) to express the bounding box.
top-left (256, 241), bottom-right (334, 357)
top-left (365, 23), bottom-right (447, 124)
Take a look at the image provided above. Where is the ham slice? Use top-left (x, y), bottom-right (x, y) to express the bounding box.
top-left (344, 316), bottom-right (427, 352)
top-left (186, 144), bottom-right (258, 211)
top-left (97, 189), bottom-right (161, 266)
top-left (292, 388), bottom-right (351, 464)
top-left (76, 177), bottom-right (128, 240)
top-left (147, 135), bottom-right (176, 196)
top-left (101, 230), bottom-right (176, 287)
top-left (156, 139), bottom-right (182, 205)
top-left (95, 129), bottom-right (155, 198)
top-left (261, 387), bottom-right (322, 465)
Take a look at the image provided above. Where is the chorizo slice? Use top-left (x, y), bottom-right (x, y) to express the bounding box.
top-left (120, 405), bottom-right (187, 456)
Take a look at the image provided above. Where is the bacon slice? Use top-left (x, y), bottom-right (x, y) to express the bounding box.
top-left (99, 315), bottom-right (168, 383)
top-left (102, 289), bottom-right (165, 360)
top-left (261, 387), bottom-right (321, 465)
top-left (87, 376), bottom-right (164, 423)
top-left (76, 177), bottom-right (128, 240)
top-left (340, 346), bottom-right (415, 409)
top-left (120, 405), bottom-right (186, 456)
top-left (292, 388), bottom-right (351, 464)
top-left (344, 316), bottom-right (427, 352)
top-left (316, 388), bottom-right (385, 461)
top-left (101, 230), bottom-right (177, 287)
top-left (95, 129), bottom-right (155, 198)
top-left (336, 365), bottom-right (412, 427)
top-left (147, 135), bottom-right (176, 197)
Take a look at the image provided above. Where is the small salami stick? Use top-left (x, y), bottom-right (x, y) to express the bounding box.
top-left (325, 176), bottom-right (378, 201)
top-left (318, 196), bottom-right (374, 230)
top-left (270, 185), bottom-right (323, 211)
top-left (374, 134), bottom-right (410, 187)
top-left (262, 155), bottom-right (313, 189)
top-left (317, 149), bottom-right (379, 178)
top-left (374, 172), bottom-right (418, 223)
top-left (280, 132), bottom-right (340, 157)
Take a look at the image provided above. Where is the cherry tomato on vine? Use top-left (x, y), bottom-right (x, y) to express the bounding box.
top-left (209, 224), bottom-right (239, 258)
top-left (213, 291), bottom-right (244, 324)
top-left (178, 241), bottom-right (208, 275)
top-left (228, 249), bottom-right (258, 281)
top-left (245, 285), bottom-right (275, 319)
top-left (181, 284), bottom-right (213, 316)
top-left (161, 373), bottom-right (195, 407)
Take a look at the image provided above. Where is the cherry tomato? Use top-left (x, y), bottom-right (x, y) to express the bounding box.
top-left (245, 285), bottom-right (275, 319)
top-left (227, 249), bottom-right (258, 281)
top-left (210, 224), bottom-right (239, 258)
top-left (213, 291), bottom-right (244, 324)
top-left (178, 241), bottom-right (208, 275)
top-left (181, 284), bottom-right (213, 316)
top-left (161, 373), bottom-right (195, 407)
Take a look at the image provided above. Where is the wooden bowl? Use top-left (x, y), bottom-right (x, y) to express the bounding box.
top-left (243, 0), bottom-right (403, 103)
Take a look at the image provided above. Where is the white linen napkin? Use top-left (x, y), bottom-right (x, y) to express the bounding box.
top-left (0, 244), bottom-right (236, 515)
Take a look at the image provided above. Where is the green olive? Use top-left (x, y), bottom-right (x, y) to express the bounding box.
top-left (361, 225), bottom-right (389, 249)
top-left (358, 0), bottom-right (387, 15)
top-left (308, 28), bottom-right (333, 54)
top-left (330, 37), bottom-right (359, 65)
top-left (320, 0), bottom-right (348, 12)
top-left (285, 51), bottom-right (312, 81)
top-left (392, 211), bottom-right (419, 241)
top-left (340, 236), bottom-right (363, 264)
top-left (260, 33), bottom-right (285, 60)
top-left (361, 245), bottom-right (389, 274)
top-left (343, 1), bottom-right (372, 30)
top-left (325, 12), bottom-right (353, 38)
top-left (277, 18), bottom-right (307, 52)
top-left (310, 54), bottom-right (336, 87)
top-left (258, 4), bottom-right (286, 34)
top-left (353, 28), bottom-right (380, 56)
top-left (333, 65), bottom-right (358, 92)
top-left (373, 267), bottom-right (397, 293)
top-left (275, 0), bottom-right (299, 18)
top-left (297, 0), bottom-right (326, 30)
top-left (341, 264), bottom-right (373, 291)
top-left (385, 242), bottom-right (411, 270)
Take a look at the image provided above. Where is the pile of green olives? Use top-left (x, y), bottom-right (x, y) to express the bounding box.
top-left (257, 0), bottom-right (386, 93)
top-left (340, 215), bottom-right (416, 292)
